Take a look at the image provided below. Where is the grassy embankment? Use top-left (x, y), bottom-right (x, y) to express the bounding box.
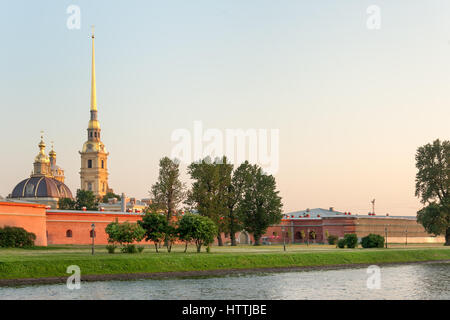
top-left (0, 244), bottom-right (449, 280)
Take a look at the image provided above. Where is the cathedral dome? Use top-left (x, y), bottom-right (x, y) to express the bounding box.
top-left (10, 177), bottom-right (73, 199)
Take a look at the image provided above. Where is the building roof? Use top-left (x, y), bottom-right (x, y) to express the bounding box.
top-left (10, 176), bottom-right (73, 199)
top-left (283, 208), bottom-right (351, 220)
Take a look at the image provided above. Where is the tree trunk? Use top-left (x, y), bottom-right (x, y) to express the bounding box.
top-left (230, 232), bottom-right (237, 246)
top-left (155, 243), bottom-right (159, 253)
top-left (217, 235), bottom-right (223, 246)
top-left (445, 228), bottom-right (450, 246)
top-left (254, 234), bottom-right (261, 246)
top-left (197, 244), bottom-right (201, 253)
top-left (184, 241), bottom-right (188, 253)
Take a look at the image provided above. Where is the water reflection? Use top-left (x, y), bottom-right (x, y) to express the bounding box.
top-left (0, 262), bottom-right (448, 300)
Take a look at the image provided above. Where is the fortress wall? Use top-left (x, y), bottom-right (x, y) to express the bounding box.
top-left (0, 201), bottom-right (48, 246)
top-left (46, 211), bottom-right (145, 245)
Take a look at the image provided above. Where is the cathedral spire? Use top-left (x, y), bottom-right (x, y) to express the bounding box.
top-left (91, 25), bottom-right (97, 112)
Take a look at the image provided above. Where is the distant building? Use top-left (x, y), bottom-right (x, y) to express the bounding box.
top-left (8, 135), bottom-right (73, 209)
top-left (99, 194), bottom-right (148, 213)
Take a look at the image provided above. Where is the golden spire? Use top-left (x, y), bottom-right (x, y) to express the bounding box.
top-left (91, 25), bottom-right (97, 111)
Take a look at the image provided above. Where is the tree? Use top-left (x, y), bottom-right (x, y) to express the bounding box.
top-left (101, 192), bottom-right (121, 203)
top-left (187, 156), bottom-right (230, 246)
top-left (177, 214), bottom-right (217, 253)
top-left (138, 212), bottom-right (169, 253)
top-left (236, 162), bottom-right (283, 245)
top-left (105, 221), bottom-right (145, 253)
top-left (225, 161), bottom-right (251, 246)
top-left (150, 157), bottom-right (186, 222)
top-left (58, 198), bottom-right (76, 210)
top-left (75, 189), bottom-right (98, 211)
top-left (415, 139), bottom-right (450, 245)
top-left (417, 202), bottom-right (450, 245)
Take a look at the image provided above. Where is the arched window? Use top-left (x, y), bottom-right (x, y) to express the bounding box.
top-left (66, 230), bottom-right (73, 238)
top-left (94, 132), bottom-right (97, 138)
top-left (101, 160), bottom-right (104, 169)
top-left (90, 230), bottom-right (96, 238)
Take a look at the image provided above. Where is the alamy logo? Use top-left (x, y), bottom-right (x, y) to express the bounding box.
top-left (171, 121), bottom-right (280, 174)
top-left (366, 5), bottom-right (381, 30)
top-left (67, 265), bottom-right (81, 290)
top-left (366, 265), bottom-right (381, 289)
top-left (66, 5), bottom-right (81, 30)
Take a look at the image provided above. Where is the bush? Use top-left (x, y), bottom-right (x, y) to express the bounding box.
top-left (121, 244), bottom-right (137, 254)
top-left (0, 226), bottom-right (36, 248)
top-left (328, 235), bottom-right (339, 245)
top-left (137, 246), bottom-right (145, 253)
top-left (337, 239), bottom-right (346, 248)
top-left (106, 244), bottom-right (117, 254)
top-left (361, 234), bottom-right (385, 248)
top-left (344, 234), bottom-right (358, 248)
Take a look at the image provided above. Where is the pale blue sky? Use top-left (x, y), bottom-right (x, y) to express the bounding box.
top-left (1, 1), bottom-right (450, 215)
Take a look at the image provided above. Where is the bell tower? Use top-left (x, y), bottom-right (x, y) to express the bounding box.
top-left (79, 27), bottom-right (110, 198)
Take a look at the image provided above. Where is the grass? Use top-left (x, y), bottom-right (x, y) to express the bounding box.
top-left (0, 244), bottom-right (449, 280)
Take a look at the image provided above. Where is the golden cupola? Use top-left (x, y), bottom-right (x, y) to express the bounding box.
top-left (32, 134), bottom-right (50, 177)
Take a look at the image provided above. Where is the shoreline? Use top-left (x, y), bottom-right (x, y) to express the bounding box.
top-left (1, 259), bottom-right (448, 288)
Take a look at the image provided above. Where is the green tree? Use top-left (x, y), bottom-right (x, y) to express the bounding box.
top-left (105, 221), bottom-right (145, 253)
top-left (415, 139), bottom-right (450, 245)
top-left (75, 189), bottom-right (98, 211)
top-left (236, 162), bottom-right (283, 245)
top-left (138, 212), bottom-right (169, 253)
top-left (150, 157), bottom-right (186, 222)
top-left (177, 214), bottom-right (217, 253)
top-left (225, 161), bottom-right (251, 246)
top-left (101, 192), bottom-right (121, 203)
top-left (58, 198), bottom-right (76, 210)
top-left (187, 156), bottom-right (230, 246)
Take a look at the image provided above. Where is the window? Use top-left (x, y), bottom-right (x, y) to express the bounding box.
top-left (90, 230), bottom-right (96, 238)
top-left (88, 182), bottom-right (92, 191)
top-left (101, 160), bottom-right (104, 169)
top-left (66, 230), bottom-right (73, 238)
top-left (102, 183), bottom-right (105, 192)
top-left (89, 132), bottom-right (93, 138)
top-left (94, 132), bottom-right (97, 138)
top-left (88, 160), bottom-right (92, 168)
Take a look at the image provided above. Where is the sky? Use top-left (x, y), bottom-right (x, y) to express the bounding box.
top-left (1, 1), bottom-right (450, 216)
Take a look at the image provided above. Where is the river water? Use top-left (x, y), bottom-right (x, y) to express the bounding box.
top-left (0, 262), bottom-right (448, 300)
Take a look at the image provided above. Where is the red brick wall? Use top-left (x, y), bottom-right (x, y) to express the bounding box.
top-left (0, 201), bottom-right (48, 246)
top-left (46, 211), bottom-right (145, 245)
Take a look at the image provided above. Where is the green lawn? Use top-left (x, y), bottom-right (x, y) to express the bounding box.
top-left (0, 244), bottom-right (449, 280)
